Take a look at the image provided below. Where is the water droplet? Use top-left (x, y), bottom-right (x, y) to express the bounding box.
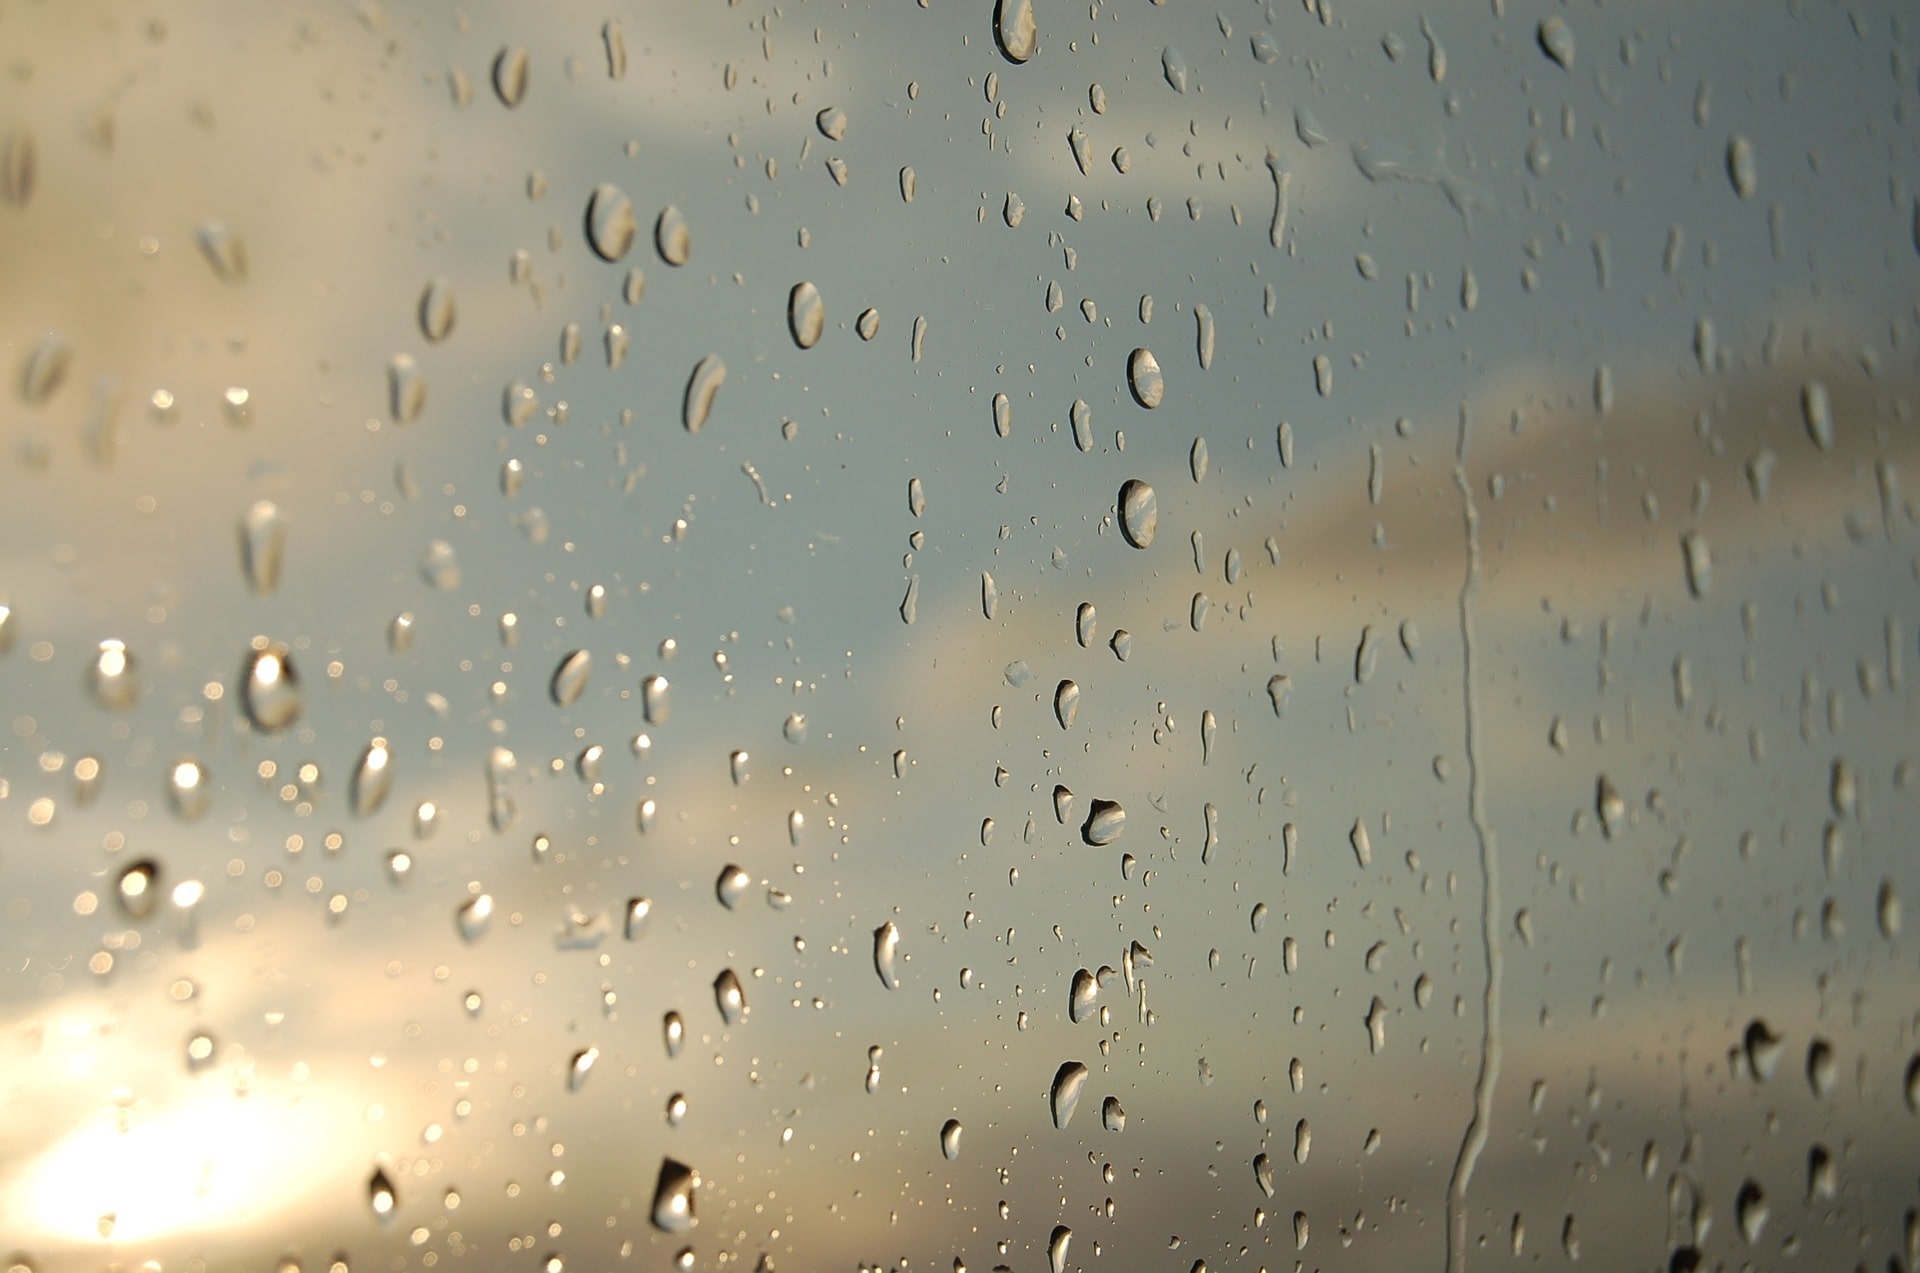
top-left (1050, 1062), bottom-right (1089, 1129)
top-left (716, 865), bottom-right (751, 910)
top-left (664, 1091), bottom-right (688, 1127)
top-left (602, 20), bottom-right (627, 78)
top-left (1251, 29), bottom-right (1280, 64)
top-left (1, 128), bottom-right (36, 207)
top-left (1350, 818), bottom-right (1373, 867)
top-left (420, 540), bottom-right (460, 590)
top-left (1294, 105), bottom-right (1330, 147)
top-left (1801, 380), bottom-right (1833, 452)
top-left (1194, 305), bottom-right (1215, 371)
top-left (568, 1047), bottom-right (598, 1093)
top-left (385, 353), bottom-right (426, 424)
top-left (939, 1118), bottom-right (963, 1160)
top-left (1744, 1018), bottom-right (1782, 1081)
top-left (1069, 969), bottom-right (1097, 1023)
top-left (1101, 1096), bottom-right (1125, 1132)
top-left (907, 477), bottom-right (927, 517)
top-left (1053, 785), bottom-right (1075, 824)
top-left (1727, 135), bottom-right (1757, 199)
top-left (117, 859), bottom-right (161, 919)
top-left (1254, 1152), bottom-right (1275, 1198)
top-left (1071, 397), bottom-right (1093, 451)
top-left (1110, 629), bottom-right (1131, 661)
top-left (683, 354), bottom-right (726, 432)
top-left (1118, 479), bottom-right (1158, 548)
top-left (728, 749), bottom-right (750, 786)
top-left (492, 47), bottom-right (529, 107)
top-left (19, 332), bottom-right (69, 405)
top-left (351, 738), bottom-right (393, 817)
top-left (196, 222), bottom-right (249, 282)
top-left (89, 639), bottom-right (139, 709)
top-left (622, 896), bottom-right (653, 940)
top-left (1127, 348), bottom-right (1164, 408)
top-left (1364, 996), bottom-right (1388, 1053)
top-left (713, 969), bottom-right (746, 1025)
top-left (655, 205), bottom-right (691, 266)
top-left (815, 105), bottom-right (848, 141)
top-left (1201, 710), bottom-right (1218, 765)
top-left (1074, 602), bottom-right (1096, 648)
top-left (241, 641), bottom-right (302, 731)
top-left (651, 1159), bottom-right (698, 1233)
top-left (899, 574), bottom-right (918, 624)
top-left (911, 314), bottom-right (927, 363)
top-left (1047, 1225), bottom-right (1073, 1273)
top-left (1158, 43), bottom-right (1191, 91)
top-left (417, 277), bottom-right (456, 342)
top-left (1878, 878), bottom-right (1901, 940)
top-left (1595, 774), bottom-right (1628, 838)
top-left (874, 921), bottom-right (901, 989)
top-left (788, 282), bottom-right (825, 349)
top-left (992, 391), bottom-right (1012, 437)
top-left (1003, 191), bottom-right (1025, 227)
top-left (1679, 532), bottom-right (1712, 599)
top-left (1054, 679), bottom-right (1080, 729)
top-left (1082, 799), bottom-right (1126, 846)
top-left (663, 1011), bottom-right (686, 1058)
top-left (455, 893), bottom-right (493, 942)
top-left (550, 649), bottom-right (591, 707)
top-left (585, 184), bottom-right (637, 262)
top-left (1537, 16), bottom-right (1575, 68)
top-left (369, 1167), bottom-right (398, 1219)
top-left (853, 308), bottom-right (880, 342)
top-left (624, 678), bottom-right (664, 731)
top-left (1735, 1180), bottom-right (1767, 1245)
top-left (1806, 1038), bottom-right (1836, 1098)
top-left (993, 0), bottom-right (1037, 63)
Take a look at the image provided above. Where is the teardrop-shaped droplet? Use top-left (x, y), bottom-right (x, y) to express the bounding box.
top-left (1735, 1180), bottom-right (1767, 1245)
top-left (1118, 479), bottom-right (1158, 548)
top-left (1101, 1096), bottom-right (1126, 1132)
top-left (939, 1118), bottom-right (963, 1160)
top-left (586, 184), bottom-right (637, 262)
top-left (1801, 380), bottom-right (1833, 453)
top-left (1127, 348), bottom-right (1164, 408)
top-left (981, 572), bottom-right (998, 620)
top-left (1049, 1061), bottom-right (1089, 1129)
top-left (624, 896), bottom-right (653, 939)
top-left (1200, 709), bottom-right (1218, 764)
top-left (655, 205), bottom-right (691, 266)
top-left (664, 1010), bottom-right (686, 1058)
top-left (117, 859), bottom-right (161, 920)
top-left (683, 354), bottom-right (726, 432)
top-left (241, 641), bottom-right (302, 731)
top-left (650, 1158), bottom-right (698, 1233)
top-left (1267, 673), bottom-right (1292, 717)
top-left (89, 639), bottom-right (139, 709)
top-left (1, 129), bottom-right (36, 208)
top-left (236, 500), bottom-right (287, 595)
top-left (19, 332), bottom-right (70, 405)
top-left (1537, 15), bottom-right (1575, 68)
top-left (1047, 1225), bottom-right (1073, 1273)
top-left (1726, 135), bottom-right (1757, 199)
top-left (1053, 784), bottom-right (1075, 824)
top-left (455, 893), bottom-right (494, 942)
top-left (492, 47), bottom-right (530, 107)
top-left (1054, 679), bottom-right (1080, 729)
top-left (641, 674), bottom-right (670, 724)
top-left (196, 222), bottom-right (249, 282)
top-left (716, 865), bottom-right (751, 910)
top-left (789, 281), bottom-right (825, 349)
top-left (1069, 968), bottom-right (1098, 1023)
top-left (816, 105), bottom-right (848, 140)
top-left (351, 738), bottom-right (394, 817)
top-left (993, 0), bottom-right (1037, 63)
top-left (1161, 44), bottom-right (1190, 92)
top-left (550, 649), bottom-right (592, 707)
top-left (418, 277), bottom-right (456, 342)
top-left (1805, 1038), bottom-right (1836, 1098)
top-left (713, 968), bottom-right (746, 1025)
top-left (567, 1046), bottom-right (599, 1092)
top-left (369, 1167), bottom-right (398, 1219)
top-left (1254, 1152), bottom-right (1275, 1198)
top-left (874, 921), bottom-right (901, 989)
top-left (1082, 799), bottom-right (1126, 846)
top-left (1070, 397), bottom-right (1092, 451)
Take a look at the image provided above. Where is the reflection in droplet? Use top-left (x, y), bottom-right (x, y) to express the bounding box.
top-left (1119, 479), bottom-right (1158, 548)
top-left (656, 206), bottom-right (691, 266)
top-left (716, 865), bottom-right (751, 910)
top-left (789, 281), bottom-right (825, 349)
top-left (1082, 799), bottom-right (1126, 846)
top-left (1050, 1061), bottom-right (1089, 1129)
top-left (874, 921), bottom-right (902, 989)
top-left (1127, 348), bottom-right (1164, 408)
top-left (369, 1167), bottom-right (398, 1220)
top-left (586, 184), bottom-right (638, 262)
top-left (89, 640), bottom-right (139, 710)
top-left (242, 642), bottom-right (302, 731)
top-left (550, 649), bottom-right (592, 707)
top-left (664, 1011), bottom-right (686, 1058)
top-left (351, 738), bottom-right (393, 817)
top-left (456, 893), bottom-right (494, 942)
top-left (1069, 969), bottom-right (1097, 1023)
top-left (1101, 1096), bottom-right (1126, 1132)
top-left (713, 968), bottom-right (746, 1025)
top-left (683, 354), bottom-right (726, 432)
top-left (117, 860), bottom-right (161, 920)
top-left (993, 0), bottom-right (1037, 63)
top-left (651, 1159), bottom-right (698, 1233)
top-left (568, 1047), bottom-right (598, 1093)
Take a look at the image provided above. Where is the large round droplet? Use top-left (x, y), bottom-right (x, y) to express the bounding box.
top-left (655, 205), bottom-right (691, 266)
top-left (241, 641), bottom-right (303, 731)
top-left (586, 184), bottom-right (637, 262)
top-left (993, 0), bottom-right (1037, 63)
top-left (789, 281), bottom-right (825, 349)
top-left (1082, 799), bottom-right (1126, 846)
top-left (651, 1158), bottom-right (698, 1233)
top-left (1118, 479), bottom-right (1158, 548)
top-left (1127, 348), bottom-right (1164, 408)
top-left (1050, 1061), bottom-right (1089, 1129)
top-left (550, 649), bottom-right (592, 706)
top-left (683, 354), bottom-right (726, 431)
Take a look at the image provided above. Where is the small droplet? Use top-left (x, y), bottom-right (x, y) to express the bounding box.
top-left (664, 1011), bottom-right (686, 1058)
top-left (586, 184), bottom-right (638, 262)
top-left (418, 278), bottom-right (456, 342)
top-left (241, 642), bottom-right (303, 731)
top-left (1679, 533), bottom-right (1712, 599)
top-left (1049, 1061), bottom-right (1089, 1129)
top-left (1194, 305), bottom-right (1215, 370)
top-left (1806, 1038), bottom-right (1836, 1098)
top-left (1735, 1180), bottom-right (1767, 1245)
top-left (351, 738), bottom-right (393, 817)
top-left (237, 501), bottom-right (287, 595)
top-left (19, 332), bottom-right (69, 405)
top-left (549, 649), bottom-right (591, 707)
top-left (1595, 774), bottom-right (1628, 837)
top-left (1, 129), bottom-right (36, 208)
top-left (650, 1159), bottom-right (698, 1233)
top-left (713, 969), bottom-right (746, 1025)
top-left (1801, 380), bottom-right (1833, 452)
top-left (856, 307), bottom-right (880, 341)
top-left (624, 896), bottom-right (653, 939)
top-left (1054, 679), bottom-right (1080, 729)
top-left (1082, 799), bottom-right (1126, 846)
top-left (993, 0), bottom-right (1037, 63)
top-left (1118, 479), bottom-right (1158, 549)
top-left (939, 1118), bottom-right (963, 1160)
top-left (874, 921), bottom-right (902, 989)
top-left (1201, 710), bottom-right (1218, 765)
top-left (683, 354), bottom-right (726, 432)
top-left (1101, 1096), bottom-right (1125, 1132)
top-left (1744, 1018), bottom-right (1782, 1081)
top-left (1127, 348), bottom-right (1164, 408)
top-left (89, 639), bottom-right (139, 709)
top-left (420, 540), bottom-right (460, 590)
top-left (1110, 629), bottom-right (1132, 661)
top-left (492, 47), bottom-right (529, 108)
top-left (1727, 135), bottom-right (1757, 199)
top-left (567, 1047), bottom-right (598, 1093)
top-left (655, 206), bottom-right (691, 266)
top-left (789, 282), bottom-right (825, 349)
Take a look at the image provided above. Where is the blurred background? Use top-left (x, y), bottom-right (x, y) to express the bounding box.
top-left (0, 0), bottom-right (1916, 1269)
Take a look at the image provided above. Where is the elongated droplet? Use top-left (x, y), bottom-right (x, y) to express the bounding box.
top-left (857, 307), bottom-right (880, 340)
top-left (664, 1010), bottom-right (685, 1058)
top-left (992, 391), bottom-right (1012, 438)
top-left (1054, 679), bottom-right (1080, 729)
top-left (455, 893), bottom-right (494, 942)
top-left (241, 641), bottom-right (302, 731)
top-left (602, 20), bottom-right (627, 77)
top-left (1162, 44), bottom-right (1190, 92)
top-left (1118, 479), bottom-right (1158, 548)
top-left (1082, 799), bottom-right (1125, 846)
top-left (19, 332), bottom-right (69, 405)
top-left (939, 1118), bottom-right (963, 1160)
top-left (492, 47), bottom-right (529, 107)
top-left (418, 277), bottom-right (456, 342)
top-left (1727, 135), bottom-right (1757, 199)
top-left (650, 1158), bottom-right (698, 1233)
top-left (586, 184), bottom-right (637, 262)
top-left (351, 738), bottom-right (393, 817)
top-left (1364, 995), bottom-right (1388, 1053)
top-left (1350, 818), bottom-right (1372, 867)
top-left (713, 968), bottom-right (746, 1025)
top-left (568, 1046), bottom-right (598, 1092)
top-left (369, 1167), bottom-right (398, 1220)
top-left (238, 501), bottom-right (286, 594)
top-left (981, 572), bottom-right (998, 620)
top-left (641, 674), bottom-right (669, 724)
top-left (683, 354), bottom-right (726, 431)
top-left (1069, 969), bottom-right (1097, 1023)
top-left (90, 639), bottom-right (139, 709)
top-left (117, 859), bottom-right (161, 919)
top-left (1076, 602), bottom-right (1096, 648)
top-left (1736, 1180), bottom-right (1767, 1245)
top-left (1, 129), bottom-right (36, 208)
top-left (1048, 1225), bottom-right (1074, 1273)
top-left (789, 281), bottom-right (825, 349)
top-left (1745, 1019), bottom-right (1781, 1081)
top-left (550, 649), bottom-right (591, 706)
top-left (900, 574), bottom-right (919, 624)
top-left (1071, 398), bottom-right (1093, 451)
top-left (624, 896), bottom-right (653, 939)
top-left (1537, 15), bottom-right (1575, 68)
top-left (1127, 347), bottom-right (1164, 408)
top-left (1053, 784), bottom-right (1075, 824)
top-left (1680, 533), bottom-right (1712, 599)
top-left (196, 222), bottom-right (249, 282)
top-left (874, 921), bottom-right (901, 989)
top-left (1102, 1096), bottom-right (1125, 1132)
top-left (993, 0), bottom-right (1037, 63)
top-left (1802, 380), bottom-right (1833, 452)
top-left (1050, 1061), bottom-right (1089, 1129)
top-left (656, 205), bottom-right (691, 266)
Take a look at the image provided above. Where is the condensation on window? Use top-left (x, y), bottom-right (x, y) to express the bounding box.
top-left (0, 2), bottom-right (1916, 1270)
